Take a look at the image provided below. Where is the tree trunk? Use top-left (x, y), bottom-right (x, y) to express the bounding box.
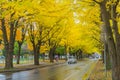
top-left (5, 36), bottom-right (14, 69)
top-left (104, 42), bottom-right (111, 70)
top-left (16, 44), bottom-right (22, 64)
top-left (34, 53), bottom-right (39, 65)
top-left (1, 18), bottom-right (14, 69)
top-left (64, 44), bottom-right (67, 60)
top-left (49, 47), bottom-right (56, 63)
top-left (5, 46), bottom-right (13, 69)
top-left (79, 49), bottom-right (82, 59)
top-left (49, 48), bottom-right (54, 63)
top-left (111, 2), bottom-right (120, 80)
top-left (102, 23), bottom-right (111, 70)
top-left (33, 46), bottom-right (39, 65)
top-left (100, 2), bottom-right (119, 80)
top-left (101, 50), bottom-right (104, 63)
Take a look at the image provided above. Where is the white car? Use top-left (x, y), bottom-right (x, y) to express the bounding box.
top-left (67, 56), bottom-right (77, 64)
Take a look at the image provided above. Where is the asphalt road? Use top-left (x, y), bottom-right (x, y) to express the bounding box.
top-left (0, 59), bottom-right (97, 80)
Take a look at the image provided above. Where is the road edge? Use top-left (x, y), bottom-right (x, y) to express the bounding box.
top-left (82, 60), bottom-right (98, 80)
top-left (0, 62), bottom-right (65, 73)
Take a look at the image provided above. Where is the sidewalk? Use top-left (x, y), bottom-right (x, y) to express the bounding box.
top-left (89, 60), bottom-right (112, 80)
top-left (0, 60), bottom-right (66, 73)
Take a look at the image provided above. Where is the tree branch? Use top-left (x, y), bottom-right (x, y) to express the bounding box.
top-left (93, 0), bottom-right (101, 4)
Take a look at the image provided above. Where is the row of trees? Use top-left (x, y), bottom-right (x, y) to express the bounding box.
top-left (0, 0), bottom-right (101, 73)
top-left (83, 0), bottom-right (120, 80)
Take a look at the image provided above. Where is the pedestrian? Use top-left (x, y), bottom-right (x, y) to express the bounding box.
top-left (55, 55), bottom-right (59, 62)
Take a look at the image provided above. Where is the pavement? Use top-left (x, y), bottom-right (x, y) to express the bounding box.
top-left (0, 58), bottom-right (98, 80)
top-left (0, 60), bottom-right (66, 73)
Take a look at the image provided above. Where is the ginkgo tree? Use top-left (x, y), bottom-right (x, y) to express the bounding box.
top-left (26, 0), bottom-right (69, 64)
top-left (98, 1), bottom-right (120, 79)
top-left (0, 0), bottom-right (109, 72)
top-left (46, 20), bottom-right (66, 62)
top-left (78, 0), bottom-right (120, 79)
top-left (16, 25), bottom-right (27, 64)
top-left (31, 0), bottom-right (73, 63)
top-left (0, 0), bottom-right (28, 69)
top-left (0, 0), bottom-right (40, 69)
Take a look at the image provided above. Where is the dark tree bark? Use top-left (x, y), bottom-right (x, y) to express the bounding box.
top-left (33, 45), bottom-right (40, 65)
top-left (64, 44), bottom-right (68, 60)
top-left (110, 1), bottom-right (120, 79)
top-left (104, 41), bottom-right (111, 70)
top-left (79, 49), bottom-right (83, 59)
top-left (75, 49), bottom-right (82, 60)
top-left (16, 27), bottom-right (27, 64)
top-left (1, 18), bottom-right (18, 69)
top-left (101, 23), bottom-right (111, 70)
top-left (1, 19), bottom-right (12, 69)
top-left (30, 37), bottom-right (41, 65)
top-left (99, 0), bottom-right (120, 79)
top-left (101, 50), bottom-right (104, 63)
top-left (49, 46), bottom-right (56, 63)
top-left (16, 42), bottom-right (22, 64)
top-left (28, 24), bottom-right (44, 65)
top-left (4, 42), bottom-right (13, 69)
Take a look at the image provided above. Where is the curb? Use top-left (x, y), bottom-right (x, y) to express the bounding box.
top-left (0, 62), bottom-right (65, 73)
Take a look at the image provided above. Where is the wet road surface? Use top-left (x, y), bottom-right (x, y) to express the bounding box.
top-left (0, 59), bottom-right (96, 80)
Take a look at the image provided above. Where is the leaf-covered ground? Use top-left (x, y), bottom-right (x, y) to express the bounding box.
top-left (89, 60), bottom-right (112, 80)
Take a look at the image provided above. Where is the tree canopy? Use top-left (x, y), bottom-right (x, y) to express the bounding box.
top-left (0, 0), bottom-right (104, 68)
